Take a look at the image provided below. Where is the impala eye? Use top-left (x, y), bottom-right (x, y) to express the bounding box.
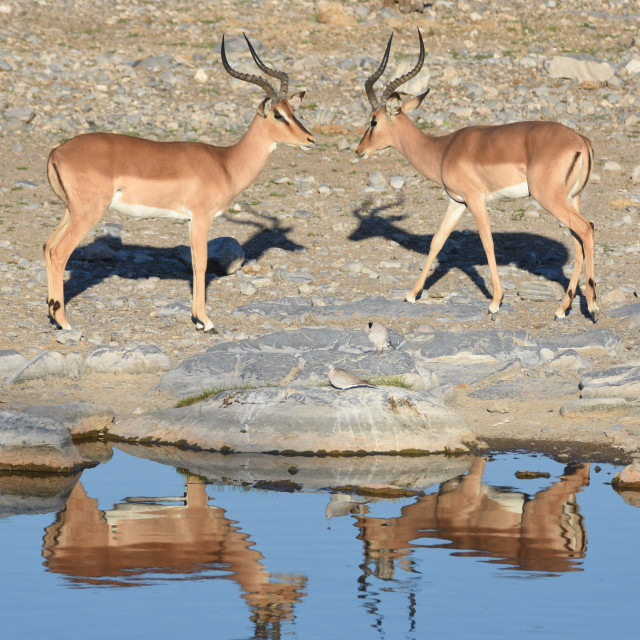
top-left (370, 119), bottom-right (377, 127)
top-left (274, 110), bottom-right (285, 121)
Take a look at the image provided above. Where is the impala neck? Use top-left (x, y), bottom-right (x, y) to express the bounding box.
top-left (223, 115), bottom-right (275, 197)
top-left (393, 115), bottom-right (448, 186)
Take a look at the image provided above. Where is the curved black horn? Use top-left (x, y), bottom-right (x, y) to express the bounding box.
top-left (364, 31), bottom-right (394, 110)
top-left (243, 33), bottom-right (289, 100)
top-left (221, 34), bottom-right (279, 101)
top-left (380, 28), bottom-right (425, 106)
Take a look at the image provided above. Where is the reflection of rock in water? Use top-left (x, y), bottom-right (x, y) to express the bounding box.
top-left (0, 472), bottom-right (81, 518)
top-left (42, 481), bottom-right (306, 634)
top-left (114, 443), bottom-right (475, 495)
top-left (355, 458), bottom-right (590, 580)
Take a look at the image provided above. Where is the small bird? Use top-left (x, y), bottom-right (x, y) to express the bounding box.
top-left (328, 364), bottom-right (377, 391)
top-left (365, 320), bottom-right (391, 353)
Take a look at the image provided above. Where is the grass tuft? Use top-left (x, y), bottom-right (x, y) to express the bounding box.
top-left (176, 382), bottom-right (276, 408)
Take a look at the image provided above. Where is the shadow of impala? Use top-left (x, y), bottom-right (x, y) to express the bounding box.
top-left (348, 197), bottom-right (593, 316)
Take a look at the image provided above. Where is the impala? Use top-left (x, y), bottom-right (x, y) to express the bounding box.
top-left (45, 34), bottom-right (315, 333)
top-left (357, 30), bottom-right (597, 321)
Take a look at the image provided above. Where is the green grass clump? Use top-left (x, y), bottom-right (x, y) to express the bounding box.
top-left (176, 382), bottom-right (276, 408)
top-left (369, 376), bottom-right (414, 390)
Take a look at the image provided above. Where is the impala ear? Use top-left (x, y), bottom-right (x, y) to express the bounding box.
top-left (257, 96), bottom-right (272, 119)
top-left (385, 92), bottom-right (403, 117)
top-left (401, 88), bottom-right (430, 113)
top-left (288, 91), bottom-right (305, 110)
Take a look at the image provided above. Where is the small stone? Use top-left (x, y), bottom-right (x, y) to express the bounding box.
top-left (389, 175), bottom-right (405, 189)
top-left (194, 68), bottom-right (208, 83)
top-left (3, 107), bottom-right (35, 123)
top-left (240, 281), bottom-right (257, 296)
top-left (603, 160), bottom-right (623, 173)
top-left (343, 261), bottom-right (362, 274)
top-left (367, 172), bottom-right (387, 191)
top-left (56, 329), bottom-right (84, 346)
top-left (632, 166), bottom-right (640, 185)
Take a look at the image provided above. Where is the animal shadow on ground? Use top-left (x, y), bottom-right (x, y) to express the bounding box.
top-left (348, 197), bottom-right (592, 318)
top-left (59, 208), bottom-right (307, 309)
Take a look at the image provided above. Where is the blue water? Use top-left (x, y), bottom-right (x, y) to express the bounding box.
top-left (1, 447), bottom-right (638, 639)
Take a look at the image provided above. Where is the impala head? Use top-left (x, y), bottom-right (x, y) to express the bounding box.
top-left (357, 29), bottom-right (430, 159)
top-left (221, 33), bottom-right (315, 150)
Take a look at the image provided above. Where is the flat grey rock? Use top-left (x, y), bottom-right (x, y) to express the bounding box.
top-left (580, 364), bottom-right (640, 401)
top-left (157, 328), bottom-right (420, 398)
top-left (115, 443), bottom-right (474, 494)
top-left (113, 386), bottom-right (473, 454)
top-left (232, 295), bottom-right (498, 323)
top-left (85, 344), bottom-right (172, 374)
top-left (405, 330), bottom-right (539, 365)
top-left (22, 402), bottom-right (114, 439)
top-left (559, 397), bottom-right (633, 418)
top-left (470, 377), bottom-right (577, 402)
top-left (0, 409), bottom-right (84, 472)
top-left (607, 302), bottom-right (640, 318)
top-left (539, 329), bottom-right (622, 355)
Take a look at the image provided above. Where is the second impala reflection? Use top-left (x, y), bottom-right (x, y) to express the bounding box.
top-left (353, 458), bottom-right (589, 577)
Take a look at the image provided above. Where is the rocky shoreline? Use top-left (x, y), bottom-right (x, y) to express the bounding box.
top-left (1, 1), bottom-right (640, 484)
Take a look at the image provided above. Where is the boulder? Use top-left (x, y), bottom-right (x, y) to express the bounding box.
top-left (113, 386), bottom-right (473, 455)
top-left (85, 344), bottom-right (172, 374)
top-left (177, 236), bottom-right (244, 275)
top-left (21, 403), bottom-right (114, 439)
top-left (0, 409), bottom-right (84, 473)
top-left (580, 364), bottom-right (640, 401)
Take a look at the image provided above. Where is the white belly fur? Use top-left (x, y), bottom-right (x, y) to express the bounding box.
top-left (108, 190), bottom-right (191, 220)
top-left (485, 181), bottom-right (530, 202)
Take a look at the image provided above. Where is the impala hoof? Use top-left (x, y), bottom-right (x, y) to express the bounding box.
top-left (590, 306), bottom-right (600, 324)
top-left (554, 307), bottom-right (568, 321)
top-left (404, 293), bottom-right (417, 304)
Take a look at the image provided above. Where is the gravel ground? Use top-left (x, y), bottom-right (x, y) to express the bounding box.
top-left (1, 0), bottom-right (639, 456)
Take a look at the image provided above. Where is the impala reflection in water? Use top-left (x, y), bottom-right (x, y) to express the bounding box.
top-left (40, 457), bottom-right (589, 636)
top-left (42, 478), bottom-right (306, 635)
top-left (354, 458), bottom-right (589, 578)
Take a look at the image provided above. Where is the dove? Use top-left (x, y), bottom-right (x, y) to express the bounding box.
top-left (328, 364), bottom-right (377, 390)
top-left (365, 321), bottom-right (391, 353)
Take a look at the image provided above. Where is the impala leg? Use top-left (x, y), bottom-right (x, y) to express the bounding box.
top-left (45, 206), bottom-right (104, 329)
top-left (405, 200), bottom-right (466, 303)
top-left (189, 215), bottom-right (215, 332)
top-left (534, 191), bottom-right (598, 321)
top-left (557, 232), bottom-right (584, 319)
top-left (43, 206), bottom-right (71, 319)
top-left (467, 197), bottom-right (503, 315)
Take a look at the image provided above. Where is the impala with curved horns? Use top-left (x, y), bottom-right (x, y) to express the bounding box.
top-left (45, 34), bottom-right (315, 333)
top-left (357, 29), bottom-right (597, 321)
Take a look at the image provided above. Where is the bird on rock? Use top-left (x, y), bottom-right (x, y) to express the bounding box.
top-left (328, 364), bottom-right (377, 391)
top-left (365, 320), bottom-right (391, 353)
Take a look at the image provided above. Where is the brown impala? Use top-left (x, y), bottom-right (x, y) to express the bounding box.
top-left (357, 30), bottom-right (597, 321)
top-left (45, 34), bottom-right (315, 333)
